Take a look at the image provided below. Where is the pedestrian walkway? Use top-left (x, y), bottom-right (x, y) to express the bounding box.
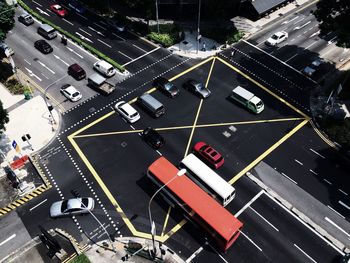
top-left (0, 83), bottom-right (59, 163)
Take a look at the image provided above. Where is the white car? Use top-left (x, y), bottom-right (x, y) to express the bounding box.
top-left (93, 60), bottom-right (116, 77)
top-left (50, 197), bottom-right (94, 218)
top-left (60, 84), bottom-right (82, 102)
top-left (115, 101), bottom-right (140, 123)
top-left (265, 31), bottom-right (288, 46)
top-left (0, 42), bottom-right (14, 57)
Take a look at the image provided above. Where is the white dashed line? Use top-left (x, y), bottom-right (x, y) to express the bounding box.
top-left (132, 44), bottom-right (147, 53)
top-left (79, 28), bottom-right (92, 36)
top-left (118, 51), bottom-right (133, 60)
top-left (24, 59), bottom-right (31, 65)
top-left (338, 200), bottom-right (350, 210)
top-left (338, 189), bottom-right (348, 196)
top-left (112, 32), bottom-right (126, 41)
top-left (97, 39), bottom-right (112, 48)
top-left (309, 169), bottom-right (318, 175)
top-left (323, 178), bottom-right (332, 185)
top-left (250, 206), bottom-right (279, 231)
top-left (294, 159), bottom-right (303, 166)
top-left (63, 18), bottom-right (73, 25)
top-left (281, 172), bottom-right (298, 184)
top-left (327, 206), bottom-right (345, 218)
top-left (309, 148), bottom-right (325, 158)
top-left (325, 216), bottom-right (349, 236)
top-left (240, 231), bottom-right (262, 252)
top-left (294, 244), bottom-right (317, 263)
top-left (32, 0), bottom-right (42, 6)
top-left (76, 13), bottom-right (88, 20)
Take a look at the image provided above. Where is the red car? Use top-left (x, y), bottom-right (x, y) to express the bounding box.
top-left (193, 142), bottom-right (224, 169)
top-left (50, 4), bottom-right (68, 17)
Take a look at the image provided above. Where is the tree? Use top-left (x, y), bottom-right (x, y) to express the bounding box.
top-left (314, 0), bottom-right (350, 48)
top-left (0, 100), bottom-right (9, 134)
top-left (0, 1), bottom-right (15, 41)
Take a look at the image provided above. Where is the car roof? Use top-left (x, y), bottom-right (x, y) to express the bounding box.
top-left (67, 199), bottom-right (82, 209)
top-left (63, 85), bottom-right (78, 93)
top-left (96, 60), bottom-right (113, 68)
top-left (274, 31), bottom-right (286, 36)
top-left (120, 102), bottom-right (137, 114)
top-left (70, 63), bottom-right (83, 70)
top-left (52, 4), bottom-right (62, 8)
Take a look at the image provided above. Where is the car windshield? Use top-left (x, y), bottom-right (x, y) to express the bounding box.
top-left (81, 198), bottom-right (88, 207)
top-left (195, 83), bottom-right (204, 91)
top-left (61, 200), bottom-right (68, 212)
top-left (164, 83), bottom-right (174, 91)
top-left (271, 34), bottom-right (278, 40)
top-left (72, 92), bottom-right (80, 97)
top-left (130, 112), bottom-right (138, 118)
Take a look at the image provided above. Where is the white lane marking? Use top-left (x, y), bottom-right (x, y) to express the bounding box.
top-left (29, 199), bottom-right (47, 211)
top-left (293, 17), bottom-right (305, 25)
top-left (93, 22), bottom-right (106, 30)
top-left (112, 32), bottom-right (126, 41)
top-left (294, 244), bottom-right (317, 263)
top-left (235, 190), bottom-right (264, 217)
top-left (186, 243), bottom-right (206, 262)
top-left (118, 51), bottom-right (133, 60)
top-left (156, 150), bottom-right (162, 156)
top-left (339, 200), bottom-right (350, 210)
top-left (78, 28), bottom-right (92, 36)
top-left (309, 169), bottom-right (318, 175)
top-left (32, 0), bottom-right (42, 7)
top-left (285, 52), bottom-right (299, 62)
top-left (123, 46), bottom-right (161, 66)
top-left (323, 178), bottom-right (332, 185)
top-left (24, 59), bottom-right (31, 65)
top-left (309, 148), bottom-right (325, 158)
top-left (305, 41), bottom-right (318, 50)
top-left (36, 7), bottom-right (50, 16)
top-left (293, 20), bottom-right (311, 30)
top-left (75, 32), bottom-right (93, 43)
top-left (0, 234), bottom-right (16, 246)
top-left (281, 16), bottom-right (299, 25)
top-left (53, 54), bottom-right (69, 66)
top-left (325, 217), bottom-right (350, 237)
top-left (249, 207), bottom-right (279, 231)
top-left (76, 13), bottom-right (88, 20)
top-left (66, 46), bottom-right (83, 58)
top-left (129, 125), bottom-right (135, 130)
top-left (99, 20), bottom-right (107, 25)
top-left (88, 26), bottom-right (105, 37)
top-left (339, 189), bottom-right (348, 196)
top-left (265, 193), bottom-right (344, 254)
top-left (62, 18), bottom-right (73, 26)
top-left (327, 206), bottom-right (345, 218)
top-left (97, 39), bottom-right (112, 48)
top-left (206, 241), bottom-right (229, 262)
top-left (309, 30), bottom-right (320, 38)
top-left (240, 231), bottom-right (262, 252)
top-left (294, 159), bottom-right (303, 166)
top-left (41, 73), bottom-right (49, 79)
top-left (25, 67), bottom-right (42, 81)
top-left (281, 172), bottom-right (297, 184)
top-left (132, 44), bottom-right (147, 53)
top-left (37, 61), bottom-right (55, 74)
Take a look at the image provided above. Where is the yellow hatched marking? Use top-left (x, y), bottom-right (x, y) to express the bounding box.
top-left (229, 119), bottom-right (308, 184)
top-left (184, 99), bottom-right (203, 157)
top-left (205, 57), bottom-right (216, 88)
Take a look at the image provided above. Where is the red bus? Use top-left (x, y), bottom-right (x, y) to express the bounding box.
top-left (147, 157), bottom-right (243, 252)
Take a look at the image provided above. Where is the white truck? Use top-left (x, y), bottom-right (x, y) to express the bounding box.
top-left (88, 73), bottom-right (115, 95)
top-left (230, 86), bottom-right (264, 114)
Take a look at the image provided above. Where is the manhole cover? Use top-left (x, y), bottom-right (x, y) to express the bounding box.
top-left (121, 141), bottom-right (127, 147)
top-left (89, 107), bottom-right (96, 113)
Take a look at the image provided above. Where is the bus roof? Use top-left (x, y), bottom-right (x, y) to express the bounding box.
top-left (232, 86), bottom-right (254, 101)
top-left (148, 157), bottom-right (243, 241)
top-left (181, 154), bottom-right (235, 200)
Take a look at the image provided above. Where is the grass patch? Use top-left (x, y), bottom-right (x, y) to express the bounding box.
top-left (147, 24), bottom-right (182, 47)
top-left (70, 253), bottom-right (91, 263)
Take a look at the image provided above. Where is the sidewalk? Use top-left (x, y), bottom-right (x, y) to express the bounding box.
top-left (0, 83), bottom-right (59, 163)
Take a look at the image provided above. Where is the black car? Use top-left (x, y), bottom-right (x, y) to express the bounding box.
top-left (34, 40), bottom-right (53, 54)
top-left (141, 127), bottom-right (165, 149)
top-left (68, 63), bottom-right (86, 80)
top-left (18, 13), bottom-right (34, 26)
top-left (153, 77), bottom-right (180, 98)
top-left (183, 79), bottom-right (211, 98)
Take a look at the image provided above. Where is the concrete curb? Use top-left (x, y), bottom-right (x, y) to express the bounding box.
top-left (29, 155), bottom-right (51, 187)
top-left (246, 171), bottom-right (349, 252)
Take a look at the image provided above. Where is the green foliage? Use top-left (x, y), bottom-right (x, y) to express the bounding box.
top-left (5, 78), bottom-right (28, 95)
top-left (0, 61), bottom-right (14, 82)
top-left (18, 0), bottom-right (125, 72)
top-left (200, 26), bottom-right (243, 44)
top-left (70, 254), bottom-right (91, 263)
top-left (0, 2), bottom-right (15, 42)
top-left (322, 119), bottom-right (350, 148)
top-left (0, 100), bottom-right (9, 134)
top-left (147, 24), bottom-right (181, 47)
top-left (314, 0), bottom-right (350, 48)
top-left (226, 31), bottom-right (245, 44)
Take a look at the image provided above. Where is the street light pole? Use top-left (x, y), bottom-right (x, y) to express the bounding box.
top-left (196, 0), bottom-right (202, 54)
top-left (155, 0), bottom-right (160, 34)
top-left (148, 168), bottom-right (186, 258)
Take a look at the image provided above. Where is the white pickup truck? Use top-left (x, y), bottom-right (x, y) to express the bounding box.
top-left (88, 73), bottom-right (115, 95)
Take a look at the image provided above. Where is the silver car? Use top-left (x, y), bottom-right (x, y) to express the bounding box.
top-left (50, 197), bottom-right (94, 218)
top-left (115, 101), bottom-right (140, 123)
top-left (183, 79), bottom-right (211, 99)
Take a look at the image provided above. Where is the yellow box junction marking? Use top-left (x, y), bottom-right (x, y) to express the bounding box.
top-left (184, 99), bottom-right (203, 157)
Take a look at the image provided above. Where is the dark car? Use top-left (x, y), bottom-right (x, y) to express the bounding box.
top-left (34, 40), bottom-right (53, 54)
top-left (68, 0), bottom-right (86, 14)
top-left (193, 142), bottom-right (224, 169)
top-left (183, 79), bottom-right (211, 98)
top-left (18, 13), bottom-right (34, 26)
top-left (154, 77), bottom-right (180, 98)
top-left (141, 127), bottom-right (165, 149)
top-left (68, 63), bottom-right (86, 80)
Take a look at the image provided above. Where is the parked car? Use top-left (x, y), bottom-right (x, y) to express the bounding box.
top-left (302, 58), bottom-right (325, 77)
top-left (18, 13), bottom-right (34, 25)
top-left (68, 0), bottom-right (86, 14)
top-left (50, 197), bottom-right (94, 218)
top-left (141, 127), bottom-right (165, 149)
top-left (0, 42), bottom-right (14, 57)
top-left (265, 31), bottom-right (288, 46)
top-left (193, 142), bottom-right (224, 169)
top-left (68, 63), bottom-right (86, 80)
top-left (34, 40), bottom-right (53, 54)
top-left (183, 79), bottom-right (211, 98)
top-left (50, 4), bottom-right (68, 17)
top-left (153, 77), bottom-right (180, 98)
top-left (114, 101), bottom-right (140, 123)
top-left (60, 84), bottom-right (82, 102)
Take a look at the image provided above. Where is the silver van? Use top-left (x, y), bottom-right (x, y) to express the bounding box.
top-left (137, 93), bottom-right (165, 118)
top-left (37, 24), bottom-right (57, 40)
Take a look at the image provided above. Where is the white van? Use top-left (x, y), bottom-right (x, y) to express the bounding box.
top-left (93, 60), bottom-right (116, 77)
top-left (230, 86), bottom-right (264, 114)
top-left (37, 24), bottom-right (57, 40)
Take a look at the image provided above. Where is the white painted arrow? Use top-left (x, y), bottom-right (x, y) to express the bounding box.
top-left (53, 54), bottom-right (69, 66)
top-left (293, 20), bottom-right (311, 30)
top-left (66, 46), bottom-right (83, 58)
top-left (75, 32), bottom-right (93, 43)
top-left (25, 67), bottom-right (42, 81)
top-left (88, 26), bottom-right (105, 37)
top-left (281, 16), bottom-right (299, 25)
top-left (37, 61), bottom-right (55, 74)
top-left (36, 7), bottom-right (50, 16)
top-left (309, 30), bottom-right (320, 38)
